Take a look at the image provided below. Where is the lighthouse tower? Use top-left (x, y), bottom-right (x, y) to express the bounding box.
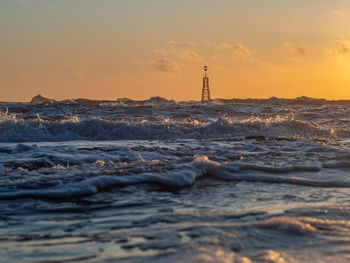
top-left (201, 66), bottom-right (210, 102)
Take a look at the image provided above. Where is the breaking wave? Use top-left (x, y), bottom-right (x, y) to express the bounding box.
top-left (0, 115), bottom-right (341, 143)
top-left (1, 155), bottom-right (350, 200)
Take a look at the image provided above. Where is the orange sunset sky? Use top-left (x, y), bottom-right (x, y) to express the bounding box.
top-left (1, 0), bottom-right (350, 101)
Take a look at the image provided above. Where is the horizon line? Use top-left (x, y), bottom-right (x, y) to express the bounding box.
top-left (3, 94), bottom-right (350, 103)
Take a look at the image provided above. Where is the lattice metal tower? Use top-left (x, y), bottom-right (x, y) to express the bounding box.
top-left (201, 66), bottom-right (210, 102)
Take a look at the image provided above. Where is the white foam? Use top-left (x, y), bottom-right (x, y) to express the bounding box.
top-left (260, 217), bottom-right (318, 234)
top-left (1, 155), bottom-right (349, 199)
top-left (0, 114), bottom-right (339, 143)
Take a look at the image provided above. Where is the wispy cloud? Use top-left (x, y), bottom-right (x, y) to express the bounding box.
top-left (330, 38), bottom-right (350, 56)
top-left (150, 58), bottom-right (181, 73)
top-left (331, 9), bottom-right (346, 18)
top-left (137, 41), bottom-right (284, 75)
top-left (327, 37), bottom-right (350, 80)
top-left (211, 42), bottom-right (284, 73)
top-left (136, 41), bottom-right (205, 74)
top-left (233, 43), bottom-right (251, 58)
top-left (135, 58), bottom-right (181, 74)
top-left (212, 42), bottom-right (251, 59)
top-left (153, 41), bottom-right (205, 63)
top-left (281, 42), bottom-right (306, 55)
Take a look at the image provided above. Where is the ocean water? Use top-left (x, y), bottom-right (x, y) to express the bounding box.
top-left (1, 97), bottom-right (350, 262)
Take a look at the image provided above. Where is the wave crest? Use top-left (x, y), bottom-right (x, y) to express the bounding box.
top-left (1, 155), bottom-right (350, 200)
top-left (0, 114), bottom-right (340, 142)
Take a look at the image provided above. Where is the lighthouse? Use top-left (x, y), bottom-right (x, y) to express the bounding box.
top-left (201, 66), bottom-right (210, 102)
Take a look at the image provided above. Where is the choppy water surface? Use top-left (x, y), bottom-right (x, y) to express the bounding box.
top-left (1, 97), bottom-right (350, 262)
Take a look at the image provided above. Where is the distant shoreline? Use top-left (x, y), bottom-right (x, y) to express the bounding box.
top-left (2, 95), bottom-right (350, 105)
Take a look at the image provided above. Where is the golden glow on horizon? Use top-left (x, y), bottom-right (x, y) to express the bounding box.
top-left (1, 1), bottom-right (350, 101)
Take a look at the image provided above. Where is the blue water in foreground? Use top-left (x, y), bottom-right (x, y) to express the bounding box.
top-left (1, 97), bottom-right (350, 262)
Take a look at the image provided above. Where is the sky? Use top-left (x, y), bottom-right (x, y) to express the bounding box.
top-left (1, 0), bottom-right (350, 101)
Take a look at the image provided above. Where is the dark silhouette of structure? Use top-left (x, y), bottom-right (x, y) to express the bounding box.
top-left (201, 66), bottom-right (210, 102)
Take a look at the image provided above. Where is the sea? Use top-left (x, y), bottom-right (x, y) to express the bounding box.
top-left (1, 96), bottom-right (350, 263)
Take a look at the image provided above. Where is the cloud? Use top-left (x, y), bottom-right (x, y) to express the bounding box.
top-left (233, 43), bottom-right (251, 58)
top-left (281, 42), bottom-right (306, 55)
top-left (137, 41), bottom-right (202, 74)
top-left (210, 42), bottom-right (284, 73)
top-left (153, 41), bottom-right (205, 63)
top-left (212, 42), bottom-right (232, 50)
top-left (331, 9), bottom-right (346, 18)
top-left (137, 41), bottom-right (284, 76)
top-left (212, 42), bottom-right (251, 59)
top-left (330, 38), bottom-right (350, 56)
top-left (150, 58), bottom-right (181, 73)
